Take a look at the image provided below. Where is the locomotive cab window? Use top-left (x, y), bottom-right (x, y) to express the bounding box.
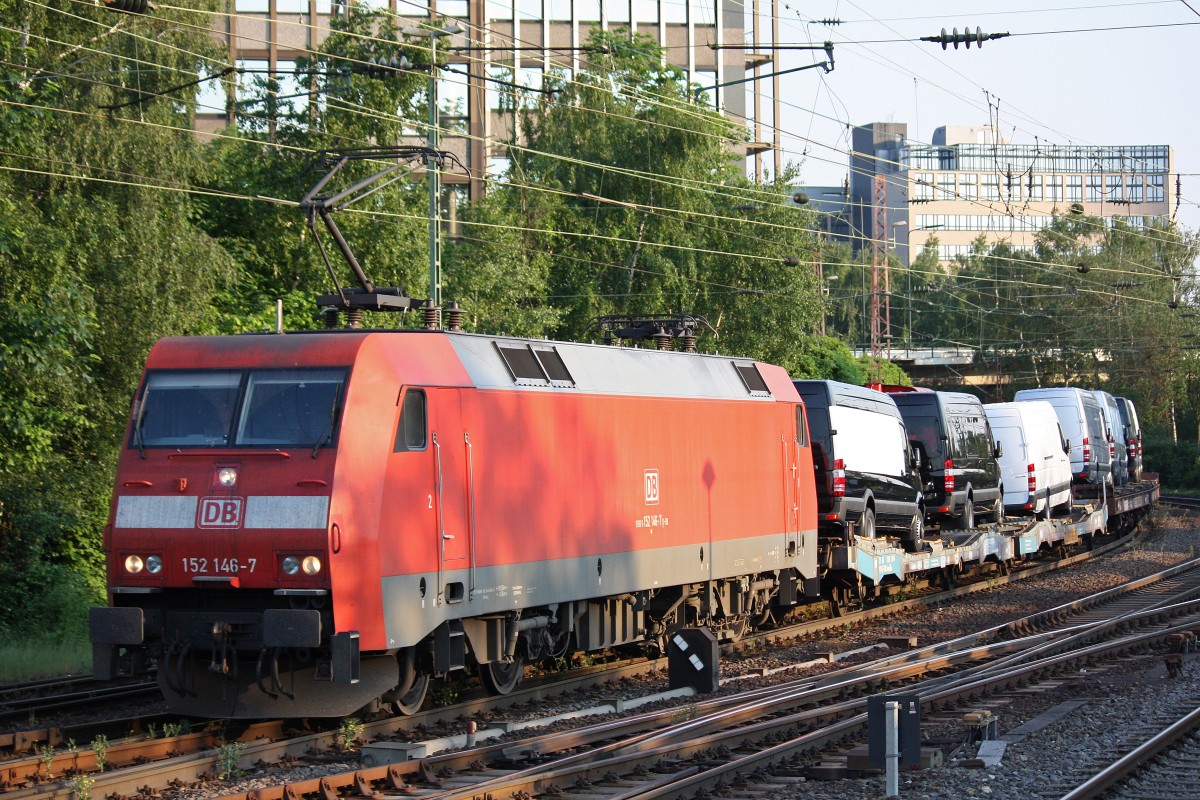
top-left (235, 369), bottom-right (345, 447)
top-left (394, 389), bottom-right (427, 451)
top-left (134, 371), bottom-right (241, 447)
top-left (130, 368), bottom-right (347, 449)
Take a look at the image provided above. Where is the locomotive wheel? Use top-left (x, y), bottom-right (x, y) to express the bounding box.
top-left (480, 656), bottom-right (525, 695)
top-left (392, 673), bottom-right (430, 716)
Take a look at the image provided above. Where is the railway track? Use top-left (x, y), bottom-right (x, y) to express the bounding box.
top-left (11, 548), bottom-right (1200, 800)
top-left (1158, 493), bottom-right (1200, 510)
top-left (1055, 701), bottom-right (1200, 799)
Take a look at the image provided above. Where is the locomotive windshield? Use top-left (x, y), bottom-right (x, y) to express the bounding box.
top-left (132, 368), bottom-right (347, 449)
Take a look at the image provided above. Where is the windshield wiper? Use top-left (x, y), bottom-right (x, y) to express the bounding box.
top-left (312, 384), bottom-right (342, 459)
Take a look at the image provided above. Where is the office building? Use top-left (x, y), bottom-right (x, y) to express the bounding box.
top-left (847, 122), bottom-right (1174, 266)
top-left (200, 0), bottom-right (786, 204)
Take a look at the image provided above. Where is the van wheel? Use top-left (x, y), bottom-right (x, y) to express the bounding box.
top-left (989, 496), bottom-right (1004, 524)
top-left (905, 513), bottom-right (927, 553)
top-left (954, 497), bottom-right (974, 530)
top-left (859, 507), bottom-right (877, 540)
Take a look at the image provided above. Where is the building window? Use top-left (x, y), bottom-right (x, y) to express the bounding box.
top-left (487, 65), bottom-right (514, 111)
top-left (607, 0), bottom-right (631, 23)
top-left (486, 0), bottom-right (513, 19)
top-left (913, 173), bottom-right (934, 201)
top-left (937, 173), bottom-right (955, 200)
top-left (1087, 175), bottom-right (1103, 203)
top-left (518, 67), bottom-right (543, 109)
top-left (1127, 176), bottom-right (1143, 203)
top-left (196, 65), bottom-right (228, 115)
top-left (662, 0), bottom-right (686, 22)
top-left (438, 75), bottom-right (468, 134)
top-left (518, 0), bottom-right (541, 20)
top-left (577, 0), bottom-right (600, 21)
top-left (235, 0), bottom-right (269, 10)
top-left (960, 173), bottom-right (977, 201)
top-left (635, 0), bottom-right (658, 22)
top-left (1106, 175), bottom-right (1123, 202)
top-left (487, 156), bottom-right (511, 181)
top-left (982, 174), bottom-right (1000, 201)
top-left (439, 0), bottom-right (469, 15)
top-left (687, 0), bottom-right (713, 24)
top-left (1065, 176), bottom-right (1082, 201)
top-left (1026, 175), bottom-right (1042, 201)
top-left (693, 70), bottom-right (716, 107)
top-left (277, 0), bottom-right (308, 11)
top-left (1147, 174), bottom-right (1165, 202)
top-left (1046, 175), bottom-right (1062, 202)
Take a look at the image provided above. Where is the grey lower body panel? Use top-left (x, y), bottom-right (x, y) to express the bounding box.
top-left (379, 529), bottom-right (818, 648)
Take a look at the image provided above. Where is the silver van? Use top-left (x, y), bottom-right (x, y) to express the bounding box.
top-left (1092, 391), bottom-right (1129, 487)
top-left (1116, 397), bottom-right (1143, 482)
top-left (1013, 387), bottom-right (1112, 487)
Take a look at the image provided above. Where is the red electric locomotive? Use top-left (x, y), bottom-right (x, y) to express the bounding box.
top-left (90, 327), bottom-right (819, 717)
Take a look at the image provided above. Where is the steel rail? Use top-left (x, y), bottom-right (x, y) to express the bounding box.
top-left (1057, 703), bottom-right (1200, 800)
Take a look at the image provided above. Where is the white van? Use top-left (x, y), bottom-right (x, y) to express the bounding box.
top-left (1093, 391), bottom-right (1129, 487)
top-left (985, 401), bottom-right (1073, 518)
top-left (1012, 387), bottom-right (1112, 487)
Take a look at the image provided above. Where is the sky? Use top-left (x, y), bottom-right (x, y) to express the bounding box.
top-left (757, 0), bottom-right (1200, 235)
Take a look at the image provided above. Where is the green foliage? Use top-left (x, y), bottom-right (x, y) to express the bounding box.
top-left (91, 735), bottom-right (108, 772)
top-left (470, 30), bottom-right (823, 369)
top-left (0, 0), bottom-right (234, 641)
top-left (215, 741), bottom-right (244, 780)
top-left (1143, 436), bottom-right (1200, 489)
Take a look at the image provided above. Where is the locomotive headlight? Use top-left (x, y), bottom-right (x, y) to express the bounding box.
top-left (217, 467), bottom-right (238, 488)
top-left (124, 555), bottom-right (144, 574)
top-left (282, 556), bottom-right (301, 575)
top-left (301, 556), bottom-right (322, 575)
top-left (146, 555), bottom-right (163, 574)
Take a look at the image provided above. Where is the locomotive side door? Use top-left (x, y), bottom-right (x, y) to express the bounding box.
top-left (784, 404), bottom-right (806, 559)
top-left (430, 388), bottom-right (471, 604)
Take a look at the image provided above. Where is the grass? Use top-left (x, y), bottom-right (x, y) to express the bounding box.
top-left (0, 635), bottom-right (91, 682)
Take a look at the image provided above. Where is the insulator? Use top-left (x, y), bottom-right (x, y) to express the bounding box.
top-left (345, 309), bottom-right (363, 329)
top-left (323, 307), bottom-right (340, 329)
top-left (104, 0), bottom-right (151, 13)
top-left (680, 330), bottom-right (697, 353)
top-left (603, 330), bottom-right (614, 346)
top-left (653, 328), bottom-right (672, 351)
top-left (445, 300), bottom-right (464, 331)
top-left (423, 299), bottom-right (440, 330)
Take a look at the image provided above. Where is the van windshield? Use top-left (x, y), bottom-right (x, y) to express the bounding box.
top-left (132, 368), bottom-right (347, 449)
top-left (905, 415), bottom-right (943, 463)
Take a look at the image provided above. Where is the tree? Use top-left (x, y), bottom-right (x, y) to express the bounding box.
top-left (0, 0), bottom-right (235, 633)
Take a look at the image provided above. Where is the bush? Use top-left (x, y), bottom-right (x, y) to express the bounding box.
top-left (1143, 436), bottom-right (1200, 492)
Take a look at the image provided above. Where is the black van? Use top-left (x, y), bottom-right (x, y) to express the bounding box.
top-left (887, 389), bottom-right (1004, 530)
top-left (794, 380), bottom-right (926, 551)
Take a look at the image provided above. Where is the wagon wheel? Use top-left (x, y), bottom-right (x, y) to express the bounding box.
top-left (723, 615), bottom-right (752, 642)
top-left (829, 584), bottom-right (855, 617)
top-left (391, 672), bottom-right (430, 716)
top-left (480, 656), bottom-right (525, 695)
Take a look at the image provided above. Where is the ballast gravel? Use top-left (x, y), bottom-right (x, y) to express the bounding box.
top-left (125, 509), bottom-right (1200, 800)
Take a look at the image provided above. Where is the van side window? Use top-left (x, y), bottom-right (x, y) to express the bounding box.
top-left (796, 406), bottom-right (809, 447)
top-left (394, 389), bottom-right (428, 451)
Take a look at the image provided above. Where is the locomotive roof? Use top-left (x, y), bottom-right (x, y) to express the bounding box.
top-left (146, 329), bottom-right (797, 402)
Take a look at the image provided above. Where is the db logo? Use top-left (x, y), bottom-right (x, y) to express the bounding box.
top-left (198, 497), bottom-right (244, 528)
top-left (644, 469), bottom-right (660, 505)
